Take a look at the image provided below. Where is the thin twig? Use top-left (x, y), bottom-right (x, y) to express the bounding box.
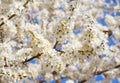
top-left (0, 14), bottom-right (16, 42)
top-left (53, 41), bottom-right (65, 53)
top-left (79, 64), bottom-right (120, 83)
top-left (0, 22), bottom-right (4, 27)
top-left (95, 64), bottom-right (120, 75)
top-left (53, 41), bottom-right (59, 49)
top-left (103, 30), bottom-right (113, 37)
top-left (0, 14), bottom-right (16, 28)
top-left (22, 53), bottom-right (43, 64)
top-left (23, 0), bottom-right (32, 7)
top-left (78, 80), bottom-right (87, 83)
top-left (0, 0), bottom-right (32, 28)
top-left (8, 14), bottom-right (16, 20)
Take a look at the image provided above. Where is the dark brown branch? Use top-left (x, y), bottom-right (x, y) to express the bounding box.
top-left (0, 0), bottom-right (31, 28)
top-left (0, 14), bottom-right (16, 28)
top-left (103, 30), bottom-right (112, 36)
top-left (115, 64), bottom-right (120, 68)
top-left (22, 53), bottom-right (43, 64)
top-left (79, 64), bottom-right (120, 83)
top-left (57, 50), bottom-right (65, 54)
top-left (23, 0), bottom-right (32, 7)
top-left (38, 80), bottom-right (45, 83)
top-left (8, 14), bottom-right (16, 20)
top-left (53, 41), bottom-right (59, 49)
top-left (0, 22), bottom-right (4, 27)
top-left (95, 64), bottom-right (120, 75)
top-left (78, 80), bottom-right (87, 83)
top-left (53, 41), bottom-right (65, 53)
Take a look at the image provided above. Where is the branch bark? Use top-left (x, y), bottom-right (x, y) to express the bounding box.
top-left (22, 53), bottom-right (43, 64)
top-left (53, 41), bottom-right (65, 53)
top-left (79, 64), bottom-right (120, 83)
top-left (23, 0), bottom-right (32, 8)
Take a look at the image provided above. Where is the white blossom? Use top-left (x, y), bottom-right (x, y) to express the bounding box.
top-left (66, 79), bottom-right (74, 83)
top-left (0, 0), bottom-right (120, 83)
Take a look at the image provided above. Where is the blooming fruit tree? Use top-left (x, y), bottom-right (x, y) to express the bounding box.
top-left (0, 0), bottom-right (120, 83)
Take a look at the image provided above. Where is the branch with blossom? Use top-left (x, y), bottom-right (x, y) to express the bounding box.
top-left (0, 0), bottom-right (120, 83)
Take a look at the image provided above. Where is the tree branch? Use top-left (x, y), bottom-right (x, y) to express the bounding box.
top-left (103, 30), bottom-right (112, 37)
top-left (22, 53), bottom-right (43, 64)
top-left (23, 0), bottom-right (32, 8)
top-left (94, 64), bottom-right (120, 75)
top-left (79, 64), bottom-right (120, 83)
top-left (0, 14), bottom-right (16, 27)
top-left (0, 0), bottom-right (32, 28)
top-left (53, 41), bottom-right (59, 49)
top-left (53, 41), bottom-right (65, 53)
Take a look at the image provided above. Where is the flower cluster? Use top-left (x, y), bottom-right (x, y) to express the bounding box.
top-left (0, 0), bottom-right (120, 83)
